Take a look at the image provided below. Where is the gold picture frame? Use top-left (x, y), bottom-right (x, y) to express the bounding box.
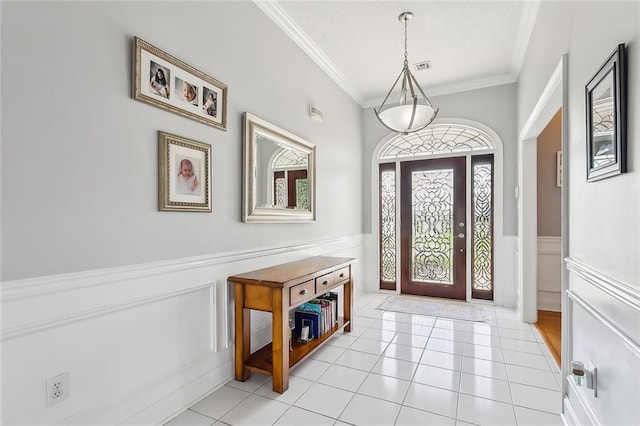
top-left (158, 131), bottom-right (211, 212)
top-left (134, 37), bottom-right (227, 131)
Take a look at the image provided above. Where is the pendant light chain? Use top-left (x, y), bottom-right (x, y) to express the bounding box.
top-left (403, 17), bottom-right (409, 66)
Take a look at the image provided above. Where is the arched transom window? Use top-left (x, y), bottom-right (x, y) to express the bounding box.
top-left (272, 148), bottom-right (308, 168)
top-left (379, 124), bottom-right (496, 160)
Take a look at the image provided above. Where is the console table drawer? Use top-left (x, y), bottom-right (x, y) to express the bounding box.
top-left (290, 280), bottom-right (315, 306)
top-left (315, 271), bottom-right (335, 292)
top-left (334, 266), bottom-right (350, 283)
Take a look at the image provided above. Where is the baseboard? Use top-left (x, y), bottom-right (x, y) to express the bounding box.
top-left (128, 361), bottom-right (232, 425)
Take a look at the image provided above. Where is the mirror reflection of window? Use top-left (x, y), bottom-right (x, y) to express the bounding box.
top-left (591, 71), bottom-right (615, 168)
top-left (261, 142), bottom-right (310, 209)
top-left (271, 169), bottom-right (308, 209)
top-left (296, 179), bottom-right (309, 209)
top-left (275, 175), bottom-right (287, 208)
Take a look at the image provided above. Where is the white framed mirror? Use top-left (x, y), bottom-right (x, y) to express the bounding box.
top-left (243, 112), bottom-right (316, 223)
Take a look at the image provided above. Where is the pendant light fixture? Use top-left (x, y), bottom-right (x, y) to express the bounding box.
top-left (375, 12), bottom-right (438, 134)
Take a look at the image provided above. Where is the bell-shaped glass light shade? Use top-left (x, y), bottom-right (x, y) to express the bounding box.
top-left (375, 65), bottom-right (438, 134)
top-left (377, 102), bottom-right (437, 134)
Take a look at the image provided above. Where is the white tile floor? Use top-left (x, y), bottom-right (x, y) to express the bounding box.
top-left (165, 293), bottom-right (563, 426)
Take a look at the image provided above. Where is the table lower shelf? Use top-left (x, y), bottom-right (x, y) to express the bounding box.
top-left (245, 317), bottom-right (349, 375)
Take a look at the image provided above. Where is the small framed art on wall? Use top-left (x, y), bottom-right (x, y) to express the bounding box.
top-left (158, 131), bottom-right (211, 212)
top-left (133, 37), bottom-right (227, 131)
top-left (585, 43), bottom-right (626, 182)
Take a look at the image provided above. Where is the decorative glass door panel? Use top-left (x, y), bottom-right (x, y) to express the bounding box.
top-left (400, 157), bottom-right (466, 299)
top-left (273, 170), bottom-right (308, 208)
top-left (411, 169), bottom-right (454, 284)
top-left (379, 163), bottom-right (397, 290)
top-left (471, 155), bottom-right (494, 299)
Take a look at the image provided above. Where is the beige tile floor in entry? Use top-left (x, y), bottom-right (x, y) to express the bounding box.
top-left (165, 293), bottom-right (563, 426)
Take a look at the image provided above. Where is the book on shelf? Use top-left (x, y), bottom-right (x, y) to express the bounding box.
top-left (309, 299), bottom-right (330, 333)
top-left (298, 301), bottom-right (324, 334)
top-left (294, 310), bottom-right (320, 341)
top-left (288, 313), bottom-right (295, 351)
top-left (318, 291), bottom-right (339, 325)
top-left (293, 291), bottom-right (340, 342)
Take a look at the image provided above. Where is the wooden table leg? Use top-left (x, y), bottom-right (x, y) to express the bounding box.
top-left (344, 276), bottom-right (353, 332)
top-left (271, 288), bottom-right (289, 393)
top-left (234, 283), bottom-right (251, 381)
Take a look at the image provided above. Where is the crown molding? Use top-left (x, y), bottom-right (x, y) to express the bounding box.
top-left (254, 0), bottom-right (365, 105)
top-left (363, 73), bottom-right (517, 109)
top-left (255, 0), bottom-right (539, 109)
top-left (511, 0), bottom-right (541, 78)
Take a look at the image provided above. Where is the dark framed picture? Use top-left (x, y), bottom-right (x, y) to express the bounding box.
top-left (158, 131), bottom-right (211, 212)
top-left (134, 37), bottom-right (227, 131)
top-left (585, 43), bottom-right (626, 182)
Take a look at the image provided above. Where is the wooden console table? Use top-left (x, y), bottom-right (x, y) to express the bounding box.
top-left (229, 256), bottom-right (355, 393)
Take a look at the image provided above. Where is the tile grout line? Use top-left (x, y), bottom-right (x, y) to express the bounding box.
top-left (496, 318), bottom-right (521, 425)
top-left (181, 294), bottom-right (563, 426)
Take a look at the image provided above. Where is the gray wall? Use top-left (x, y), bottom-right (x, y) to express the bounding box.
top-left (1, 1), bottom-right (363, 281)
top-left (362, 83), bottom-right (518, 235)
top-left (519, 1), bottom-right (639, 424)
top-left (520, 0), bottom-right (639, 289)
top-left (537, 109), bottom-right (561, 237)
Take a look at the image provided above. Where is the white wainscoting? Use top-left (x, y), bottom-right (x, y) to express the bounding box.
top-left (496, 235), bottom-right (518, 308)
top-left (538, 236), bottom-right (561, 311)
top-left (1, 235), bottom-right (364, 425)
top-left (562, 257), bottom-right (640, 426)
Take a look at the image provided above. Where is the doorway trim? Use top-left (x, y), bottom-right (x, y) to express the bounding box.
top-left (517, 54), bottom-right (570, 396)
top-left (517, 56), bottom-right (568, 320)
top-left (371, 118), bottom-right (505, 305)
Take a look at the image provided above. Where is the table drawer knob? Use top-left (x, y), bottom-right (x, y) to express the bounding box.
top-left (299, 288), bottom-right (308, 296)
top-left (339, 273), bottom-right (345, 278)
top-left (322, 280), bottom-right (329, 285)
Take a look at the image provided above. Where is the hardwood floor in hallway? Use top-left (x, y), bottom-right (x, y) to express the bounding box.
top-left (534, 310), bottom-right (561, 367)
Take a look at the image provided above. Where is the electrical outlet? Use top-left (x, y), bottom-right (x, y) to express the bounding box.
top-left (46, 373), bottom-right (69, 406)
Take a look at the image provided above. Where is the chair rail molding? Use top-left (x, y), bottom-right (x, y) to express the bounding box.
top-left (1, 235), bottom-right (362, 301)
top-left (565, 257), bottom-right (640, 311)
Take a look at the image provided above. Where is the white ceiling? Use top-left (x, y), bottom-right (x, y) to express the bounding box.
top-left (256, 0), bottom-right (540, 107)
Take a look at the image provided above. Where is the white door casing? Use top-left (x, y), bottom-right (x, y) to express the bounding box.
top-left (518, 55), bottom-right (570, 401)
